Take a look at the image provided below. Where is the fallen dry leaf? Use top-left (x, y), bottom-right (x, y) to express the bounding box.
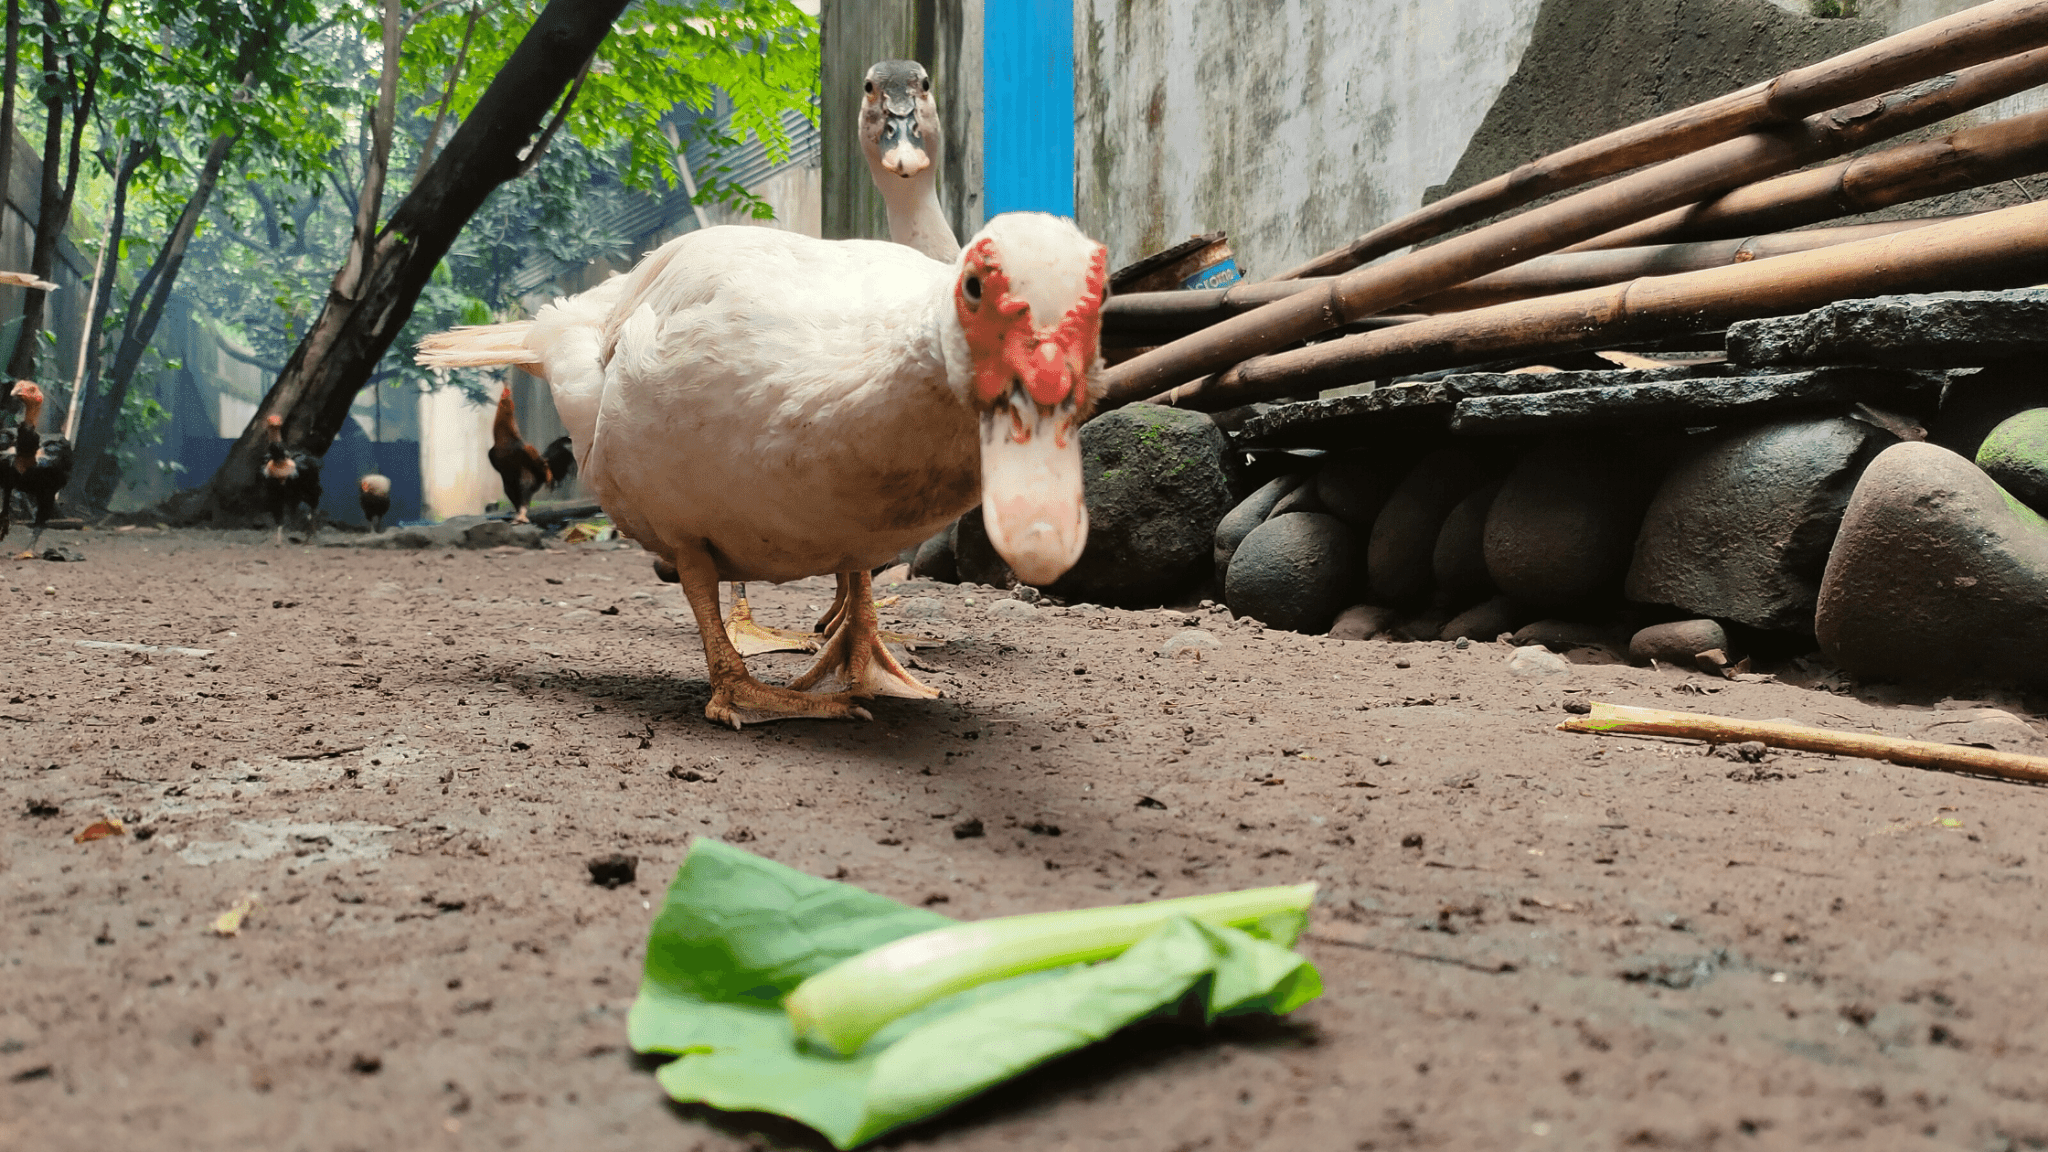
top-left (212, 894), bottom-right (261, 937)
top-left (73, 817), bottom-right (125, 843)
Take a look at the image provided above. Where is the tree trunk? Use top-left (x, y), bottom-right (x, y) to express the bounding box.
top-left (8, 19), bottom-right (65, 380)
top-left (169, 0), bottom-right (632, 524)
top-left (70, 132), bottom-right (234, 509)
top-left (6, 0), bottom-right (111, 380)
top-left (0, 0), bottom-right (20, 257)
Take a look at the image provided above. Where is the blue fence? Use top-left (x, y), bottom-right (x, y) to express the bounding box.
top-left (984, 0), bottom-right (1075, 220)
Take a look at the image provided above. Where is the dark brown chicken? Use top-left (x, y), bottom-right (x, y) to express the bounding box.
top-left (6, 382), bottom-right (74, 557)
top-left (488, 385), bottom-right (550, 524)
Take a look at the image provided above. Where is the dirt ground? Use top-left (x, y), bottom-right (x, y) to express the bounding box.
top-left (3, 527), bottom-right (2046, 1152)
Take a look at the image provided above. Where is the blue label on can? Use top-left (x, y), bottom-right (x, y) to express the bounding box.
top-left (1182, 259), bottom-right (1242, 291)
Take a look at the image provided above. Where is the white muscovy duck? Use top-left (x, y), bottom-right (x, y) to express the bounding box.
top-left (418, 212), bottom-right (1106, 727)
top-left (861, 58), bottom-right (959, 261)
top-left (724, 57), bottom-right (968, 655)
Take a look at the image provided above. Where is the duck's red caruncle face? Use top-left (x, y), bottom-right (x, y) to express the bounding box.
top-left (955, 236), bottom-right (1104, 415)
top-left (954, 236), bottom-right (1107, 588)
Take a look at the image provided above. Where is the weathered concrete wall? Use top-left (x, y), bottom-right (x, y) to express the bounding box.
top-left (1078, 0), bottom-right (2048, 278)
top-left (1074, 0), bottom-right (1546, 278)
top-left (1427, 0), bottom-right (1876, 208)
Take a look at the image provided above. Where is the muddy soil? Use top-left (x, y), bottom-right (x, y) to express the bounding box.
top-left (3, 528), bottom-right (2046, 1151)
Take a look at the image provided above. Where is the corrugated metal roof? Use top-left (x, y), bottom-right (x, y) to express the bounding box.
top-left (508, 106), bottom-right (820, 298)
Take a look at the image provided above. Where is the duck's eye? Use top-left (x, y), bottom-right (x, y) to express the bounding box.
top-left (963, 275), bottom-right (982, 306)
top-left (921, 76), bottom-right (931, 91)
top-left (864, 80), bottom-right (874, 94)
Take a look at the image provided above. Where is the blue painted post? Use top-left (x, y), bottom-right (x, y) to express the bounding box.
top-left (983, 0), bottom-right (1075, 219)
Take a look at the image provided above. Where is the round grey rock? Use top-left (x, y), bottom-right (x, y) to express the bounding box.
top-left (952, 508), bottom-right (1016, 589)
top-left (1369, 448), bottom-right (1493, 607)
top-left (1224, 512), bottom-right (1364, 634)
top-left (1214, 474), bottom-right (1305, 577)
top-left (1157, 629), bottom-right (1223, 659)
top-left (986, 598), bottom-right (1038, 620)
top-left (1441, 595), bottom-right (1523, 642)
top-left (1270, 482), bottom-right (1327, 518)
top-left (1626, 417), bottom-right (1883, 631)
top-left (1816, 442), bottom-right (2048, 689)
top-left (909, 524), bottom-right (959, 583)
top-left (1433, 480), bottom-right (1502, 606)
top-left (1329, 603), bottom-right (1400, 641)
top-left (1053, 405), bottom-right (1239, 604)
top-left (1315, 453), bottom-right (1399, 533)
top-left (1485, 438), bottom-right (1654, 612)
top-left (1629, 619), bottom-right (1729, 666)
top-left (1976, 408), bottom-right (2048, 515)
top-left (1506, 646), bottom-right (1571, 677)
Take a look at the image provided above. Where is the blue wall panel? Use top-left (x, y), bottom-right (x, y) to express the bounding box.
top-left (983, 0), bottom-right (1075, 220)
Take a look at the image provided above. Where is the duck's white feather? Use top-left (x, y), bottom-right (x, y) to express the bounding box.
top-left (575, 226), bottom-right (982, 582)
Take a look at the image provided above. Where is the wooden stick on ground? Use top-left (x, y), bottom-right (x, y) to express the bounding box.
top-left (1567, 105), bottom-right (2048, 253)
top-left (1143, 196), bottom-right (2048, 411)
top-left (1559, 702), bottom-right (2048, 786)
top-left (1096, 47), bottom-right (2048, 411)
top-left (1263, 0), bottom-right (2048, 282)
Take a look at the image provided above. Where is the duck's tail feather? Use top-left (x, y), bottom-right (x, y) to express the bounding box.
top-left (414, 322), bottom-right (542, 371)
top-left (529, 279), bottom-right (626, 468)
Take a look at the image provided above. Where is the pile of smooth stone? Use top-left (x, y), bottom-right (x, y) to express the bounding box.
top-left (912, 289), bottom-right (2048, 693)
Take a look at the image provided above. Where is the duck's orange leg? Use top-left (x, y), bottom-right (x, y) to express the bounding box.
top-left (667, 544), bottom-right (871, 729)
top-left (812, 572), bottom-right (933, 651)
top-left (787, 569), bottom-right (938, 700)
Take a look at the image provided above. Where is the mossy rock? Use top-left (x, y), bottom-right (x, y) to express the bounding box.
top-left (1976, 408), bottom-right (2048, 516)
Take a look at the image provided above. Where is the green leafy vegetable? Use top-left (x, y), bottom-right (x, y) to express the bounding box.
top-left (786, 881), bottom-right (1317, 1055)
top-left (628, 840), bottom-right (1323, 1149)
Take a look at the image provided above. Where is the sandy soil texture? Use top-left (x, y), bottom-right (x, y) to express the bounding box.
top-left (3, 529), bottom-right (2046, 1151)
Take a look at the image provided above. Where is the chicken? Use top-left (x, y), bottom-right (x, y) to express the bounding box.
top-left (260, 413), bottom-right (323, 543)
top-left (417, 212), bottom-right (1105, 728)
top-left (5, 383), bottom-right (74, 558)
top-left (542, 435), bottom-right (576, 492)
top-left (359, 473), bottom-right (392, 533)
top-left (487, 385), bottom-right (551, 524)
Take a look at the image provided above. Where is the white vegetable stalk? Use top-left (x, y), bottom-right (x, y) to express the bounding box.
top-left (785, 882), bottom-right (1317, 1056)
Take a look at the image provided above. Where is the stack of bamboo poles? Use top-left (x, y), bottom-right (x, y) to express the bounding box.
top-left (1095, 0), bottom-right (2048, 415)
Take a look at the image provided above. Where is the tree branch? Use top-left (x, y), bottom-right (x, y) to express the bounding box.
top-left (336, 0), bottom-right (402, 301)
top-left (512, 53), bottom-right (591, 179)
top-left (413, 2), bottom-right (479, 183)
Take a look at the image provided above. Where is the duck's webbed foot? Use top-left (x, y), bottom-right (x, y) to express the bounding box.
top-left (669, 546), bottom-right (872, 729)
top-left (787, 570), bottom-right (938, 700)
top-left (725, 582), bottom-right (824, 656)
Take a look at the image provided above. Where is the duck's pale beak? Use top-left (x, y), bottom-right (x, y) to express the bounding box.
top-left (879, 111), bottom-right (930, 177)
top-left (978, 387), bottom-right (1087, 587)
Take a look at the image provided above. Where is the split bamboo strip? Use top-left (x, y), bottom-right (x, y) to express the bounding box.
top-left (1142, 198), bottom-right (2048, 411)
top-left (1570, 105), bottom-right (2048, 253)
top-left (1559, 702), bottom-right (2048, 786)
top-left (1096, 48), bottom-right (2048, 412)
top-left (1407, 216), bottom-right (1962, 313)
top-left (1265, 0), bottom-right (2048, 283)
top-left (1104, 217), bottom-right (1961, 341)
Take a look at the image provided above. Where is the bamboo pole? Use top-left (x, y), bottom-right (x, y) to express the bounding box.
top-left (1264, 0), bottom-right (2048, 283)
top-left (1104, 217), bottom-right (1959, 342)
top-left (1407, 216), bottom-right (1962, 313)
top-left (1143, 198), bottom-right (2048, 411)
top-left (1568, 105), bottom-right (2048, 253)
top-left (1096, 48), bottom-right (2048, 412)
top-left (1559, 702), bottom-right (2048, 786)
